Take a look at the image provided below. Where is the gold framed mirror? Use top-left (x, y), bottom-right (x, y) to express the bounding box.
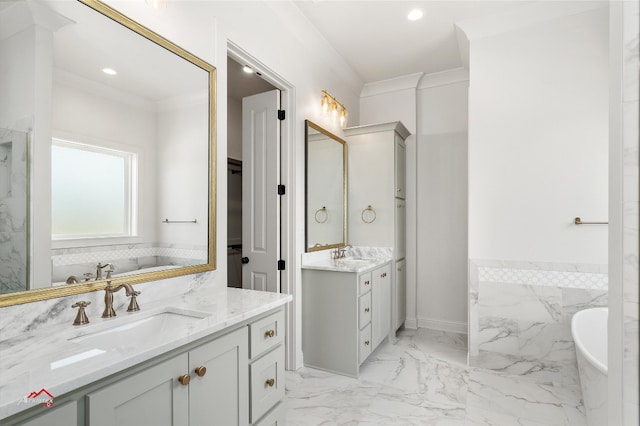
top-left (0, 0), bottom-right (216, 307)
top-left (305, 120), bottom-right (347, 252)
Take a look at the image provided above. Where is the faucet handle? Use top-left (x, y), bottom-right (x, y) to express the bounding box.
top-left (127, 290), bottom-right (141, 312)
top-left (71, 301), bottom-right (91, 325)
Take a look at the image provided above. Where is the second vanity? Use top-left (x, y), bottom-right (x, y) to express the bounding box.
top-left (0, 288), bottom-right (291, 426)
top-left (301, 254), bottom-right (392, 377)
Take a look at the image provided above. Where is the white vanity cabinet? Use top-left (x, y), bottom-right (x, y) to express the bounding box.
top-left (345, 121), bottom-right (409, 332)
top-left (302, 262), bottom-right (391, 377)
top-left (4, 307), bottom-right (286, 426)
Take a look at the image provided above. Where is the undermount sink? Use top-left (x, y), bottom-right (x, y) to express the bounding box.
top-left (69, 307), bottom-right (210, 349)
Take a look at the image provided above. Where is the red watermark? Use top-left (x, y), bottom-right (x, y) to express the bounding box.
top-left (19, 389), bottom-right (54, 408)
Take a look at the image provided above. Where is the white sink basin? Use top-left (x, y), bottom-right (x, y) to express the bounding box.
top-left (69, 307), bottom-right (210, 349)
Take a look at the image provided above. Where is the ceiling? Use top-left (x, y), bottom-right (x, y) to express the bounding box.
top-left (293, 1), bottom-right (530, 82)
top-left (227, 57), bottom-right (277, 101)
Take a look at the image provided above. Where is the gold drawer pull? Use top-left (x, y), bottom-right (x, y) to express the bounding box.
top-left (364, 280), bottom-right (370, 285)
top-left (364, 308), bottom-right (370, 313)
top-left (380, 272), bottom-right (387, 278)
top-left (265, 378), bottom-right (275, 387)
top-left (265, 329), bottom-right (275, 338)
top-left (178, 374), bottom-right (191, 386)
top-left (364, 340), bottom-right (370, 346)
top-left (195, 366), bottom-right (207, 377)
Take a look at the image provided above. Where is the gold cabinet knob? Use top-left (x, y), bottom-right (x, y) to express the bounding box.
top-left (364, 280), bottom-right (370, 285)
top-left (265, 378), bottom-right (275, 387)
top-left (265, 329), bottom-right (275, 338)
top-left (178, 374), bottom-right (191, 386)
top-left (364, 308), bottom-right (370, 313)
top-left (364, 340), bottom-right (370, 346)
top-left (381, 272), bottom-right (387, 278)
top-left (195, 366), bottom-right (207, 377)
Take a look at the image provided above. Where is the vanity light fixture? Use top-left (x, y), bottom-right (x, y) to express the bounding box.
top-left (145, 0), bottom-right (167, 9)
top-left (320, 90), bottom-right (348, 128)
top-left (407, 9), bottom-right (424, 21)
top-left (102, 68), bottom-right (117, 75)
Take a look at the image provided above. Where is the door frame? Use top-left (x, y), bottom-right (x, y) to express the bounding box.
top-left (227, 41), bottom-right (298, 370)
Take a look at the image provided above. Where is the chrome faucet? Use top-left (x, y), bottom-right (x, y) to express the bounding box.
top-left (102, 281), bottom-right (140, 318)
top-left (95, 263), bottom-right (113, 280)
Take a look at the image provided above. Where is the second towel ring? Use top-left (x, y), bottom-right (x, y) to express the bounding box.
top-left (361, 205), bottom-right (377, 224)
top-left (315, 207), bottom-right (328, 224)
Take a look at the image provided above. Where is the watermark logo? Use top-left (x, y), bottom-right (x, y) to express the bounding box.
top-left (18, 389), bottom-right (54, 408)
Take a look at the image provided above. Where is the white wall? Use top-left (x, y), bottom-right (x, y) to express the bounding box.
top-left (156, 100), bottom-right (209, 247)
top-left (467, 7), bottom-right (609, 265)
top-left (416, 71), bottom-right (469, 331)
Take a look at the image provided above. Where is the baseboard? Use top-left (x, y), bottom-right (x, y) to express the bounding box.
top-left (417, 317), bottom-right (468, 334)
top-left (404, 319), bottom-right (418, 329)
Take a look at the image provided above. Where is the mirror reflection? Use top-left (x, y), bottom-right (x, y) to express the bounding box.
top-left (0, 0), bottom-right (215, 301)
top-left (305, 120), bottom-right (347, 252)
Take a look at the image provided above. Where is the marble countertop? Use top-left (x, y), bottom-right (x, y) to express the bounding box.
top-left (0, 287), bottom-right (292, 420)
top-left (301, 256), bottom-right (391, 273)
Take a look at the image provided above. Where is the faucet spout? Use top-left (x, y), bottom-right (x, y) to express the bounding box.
top-left (102, 281), bottom-right (140, 318)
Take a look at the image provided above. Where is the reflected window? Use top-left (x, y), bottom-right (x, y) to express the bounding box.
top-left (51, 138), bottom-right (138, 240)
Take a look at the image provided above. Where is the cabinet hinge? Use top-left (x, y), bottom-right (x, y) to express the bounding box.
top-left (277, 184), bottom-right (286, 195)
top-left (277, 110), bottom-right (286, 121)
top-left (277, 260), bottom-right (285, 270)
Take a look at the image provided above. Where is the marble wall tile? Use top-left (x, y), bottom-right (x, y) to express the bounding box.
top-left (478, 282), bottom-right (562, 323)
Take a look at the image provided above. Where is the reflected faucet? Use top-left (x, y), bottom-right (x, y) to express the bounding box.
top-left (102, 281), bottom-right (140, 318)
top-left (96, 263), bottom-right (113, 280)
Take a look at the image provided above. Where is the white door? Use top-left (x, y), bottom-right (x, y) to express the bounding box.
top-left (242, 89), bottom-right (281, 292)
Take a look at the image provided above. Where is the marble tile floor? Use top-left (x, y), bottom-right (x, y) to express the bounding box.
top-left (284, 328), bottom-right (586, 425)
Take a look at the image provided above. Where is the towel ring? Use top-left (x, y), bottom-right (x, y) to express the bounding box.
top-left (315, 207), bottom-right (328, 224)
top-left (361, 205), bottom-right (376, 224)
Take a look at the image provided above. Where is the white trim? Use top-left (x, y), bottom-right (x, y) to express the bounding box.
top-left (404, 319), bottom-right (417, 330)
top-left (417, 317), bottom-right (468, 335)
top-left (455, 1), bottom-right (607, 41)
top-left (227, 41), bottom-right (299, 371)
top-left (417, 68), bottom-right (469, 91)
top-left (360, 73), bottom-right (423, 98)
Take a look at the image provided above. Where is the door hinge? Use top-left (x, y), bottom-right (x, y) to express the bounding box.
top-left (277, 260), bottom-right (285, 270)
top-left (277, 110), bottom-right (286, 121)
top-left (277, 184), bottom-right (286, 195)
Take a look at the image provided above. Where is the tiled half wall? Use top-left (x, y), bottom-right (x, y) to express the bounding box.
top-left (469, 259), bottom-right (608, 386)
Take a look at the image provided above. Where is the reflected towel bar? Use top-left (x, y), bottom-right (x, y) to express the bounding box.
top-left (574, 217), bottom-right (608, 225)
top-left (162, 218), bottom-right (197, 224)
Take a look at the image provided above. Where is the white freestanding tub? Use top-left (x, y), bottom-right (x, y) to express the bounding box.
top-left (571, 307), bottom-right (608, 426)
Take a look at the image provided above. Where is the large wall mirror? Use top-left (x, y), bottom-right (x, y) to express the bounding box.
top-left (305, 120), bottom-right (347, 252)
top-left (0, 0), bottom-right (216, 306)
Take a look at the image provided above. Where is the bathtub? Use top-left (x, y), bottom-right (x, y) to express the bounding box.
top-left (572, 307), bottom-right (608, 426)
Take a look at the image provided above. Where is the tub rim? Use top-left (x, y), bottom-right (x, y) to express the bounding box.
top-left (571, 307), bottom-right (608, 375)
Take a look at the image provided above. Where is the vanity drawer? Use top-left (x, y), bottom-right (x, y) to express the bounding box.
top-left (358, 272), bottom-right (372, 295)
top-left (250, 310), bottom-right (285, 359)
top-left (359, 324), bottom-right (372, 365)
top-left (358, 292), bottom-right (372, 330)
top-left (250, 345), bottom-right (285, 423)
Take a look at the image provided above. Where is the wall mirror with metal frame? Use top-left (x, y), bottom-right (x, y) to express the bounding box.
top-left (305, 120), bottom-right (347, 252)
top-left (0, 0), bottom-right (216, 306)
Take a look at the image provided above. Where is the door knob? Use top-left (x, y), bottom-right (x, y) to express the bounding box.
top-left (241, 257), bottom-right (249, 264)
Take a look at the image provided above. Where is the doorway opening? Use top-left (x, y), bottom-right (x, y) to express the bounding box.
top-left (226, 42), bottom-right (298, 369)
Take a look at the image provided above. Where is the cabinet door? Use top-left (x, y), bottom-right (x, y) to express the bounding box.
top-left (394, 135), bottom-right (406, 199)
top-left (395, 259), bottom-right (407, 331)
top-left (18, 402), bottom-right (77, 426)
top-left (371, 264), bottom-right (391, 348)
top-left (394, 199), bottom-right (406, 260)
top-left (87, 353), bottom-right (189, 426)
top-left (189, 327), bottom-right (249, 426)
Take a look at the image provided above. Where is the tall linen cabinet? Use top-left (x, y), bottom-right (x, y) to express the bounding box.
top-left (344, 121), bottom-right (409, 332)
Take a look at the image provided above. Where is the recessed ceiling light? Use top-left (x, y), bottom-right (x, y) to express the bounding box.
top-left (407, 9), bottom-right (423, 21)
top-left (242, 65), bottom-right (253, 74)
top-left (102, 68), bottom-right (117, 75)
